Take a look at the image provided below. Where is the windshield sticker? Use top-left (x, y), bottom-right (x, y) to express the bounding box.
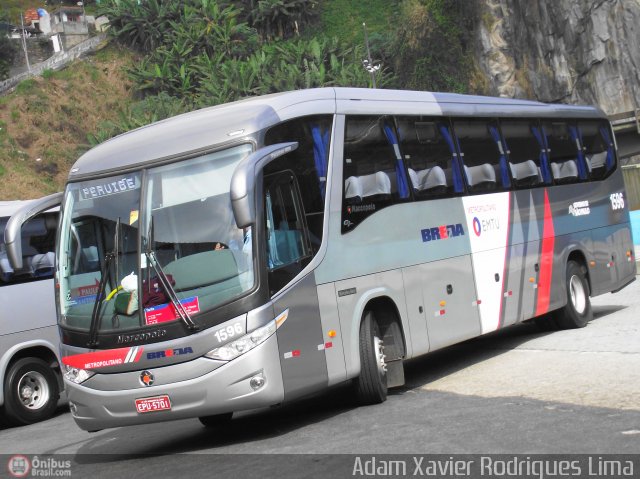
top-left (144, 296), bottom-right (200, 325)
top-left (80, 176), bottom-right (140, 201)
top-left (62, 346), bottom-right (144, 370)
top-left (130, 210), bottom-right (139, 225)
top-left (65, 279), bottom-right (100, 306)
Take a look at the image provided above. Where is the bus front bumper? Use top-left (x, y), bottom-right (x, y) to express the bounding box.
top-left (65, 334), bottom-right (284, 431)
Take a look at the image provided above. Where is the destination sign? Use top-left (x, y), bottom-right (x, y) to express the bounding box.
top-left (80, 175), bottom-right (140, 201)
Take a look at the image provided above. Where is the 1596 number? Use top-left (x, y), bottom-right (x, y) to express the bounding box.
top-left (610, 192), bottom-right (625, 210)
top-left (214, 322), bottom-right (243, 343)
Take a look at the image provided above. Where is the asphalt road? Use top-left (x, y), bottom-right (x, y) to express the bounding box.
top-left (1, 278), bottom-right (639, 478)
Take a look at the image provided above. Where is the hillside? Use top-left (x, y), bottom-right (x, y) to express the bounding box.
top-left (1, 0), bottom-right (638, 200)
top-left (0, 45), bottom-right (136, 199)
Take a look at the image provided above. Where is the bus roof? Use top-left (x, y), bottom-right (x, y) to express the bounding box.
top-left (69, 87), bottom-right (606, 180)
top-left (0, 200), bottom-right (35, 219)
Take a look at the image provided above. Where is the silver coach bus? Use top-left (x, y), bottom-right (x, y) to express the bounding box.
top-left (1, 196), bottom-right (63, 425)
top-left (7, 88), bottom-right (635, 431)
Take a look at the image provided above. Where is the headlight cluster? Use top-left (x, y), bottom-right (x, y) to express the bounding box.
top-left (63, 365), bottom-right (95, 384)
top-left (205, 319), bottom-right (277, 361)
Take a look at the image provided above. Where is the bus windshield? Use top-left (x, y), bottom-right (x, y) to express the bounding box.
top-left (57, 144), bottom-right (255, 334)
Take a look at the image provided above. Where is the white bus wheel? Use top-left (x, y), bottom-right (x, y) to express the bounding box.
top-left (354, 311), bottom-right (388, 405)
top-left (2, 358), bottom-right (59, 426)
top-left (554, 260), bottom-right (592, 329)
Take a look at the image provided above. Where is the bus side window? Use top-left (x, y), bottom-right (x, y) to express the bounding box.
top-left (396, 117), bottom-right (458, 200)
top-left (543, 121), bottom-right (586, 184)
top-left (500, 120), bottom-right (546, 188)
top-left (579, 120), bottom-right (616, 180)
top-left (452, 118), bottom-right (507, 193)
top-left (264, 171), bottom-right (312, 296)
top-left (342, 115), bottom-right (410, 232)
top-left (264, 115), bottom-right (331, 253)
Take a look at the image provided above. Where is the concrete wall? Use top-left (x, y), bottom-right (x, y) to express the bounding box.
top-left (0, 33), bottom-right (107, 95)
top-left (622, 165), bottom-right (640, 212)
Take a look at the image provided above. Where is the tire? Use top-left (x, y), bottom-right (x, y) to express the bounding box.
top-left (198, 412), bottom-right (233, 428)
top-left (554, 260), bottom-right (593, 329)
top-left (354, 311), bottom-right (388, 405)
top-left (2, 358), bottom-right (59, 426)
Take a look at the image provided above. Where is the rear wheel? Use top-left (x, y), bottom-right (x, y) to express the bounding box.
top-left (554, 260), bottom-right (592, 329)
top-left (198, 412), bottom-right (233, 428)
top-left (2, 358), bottom-right (59, 426)
top-left (354, 311), bottom-right (388, 404)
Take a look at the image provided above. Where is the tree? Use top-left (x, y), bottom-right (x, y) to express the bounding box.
top-left (0, 36), bottom-right (19, 81)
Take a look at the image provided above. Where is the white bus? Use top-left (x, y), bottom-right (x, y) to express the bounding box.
top-left (8, 88), bottom-right (634, 431)
top-left (1, 195), bottom-right (63, 426)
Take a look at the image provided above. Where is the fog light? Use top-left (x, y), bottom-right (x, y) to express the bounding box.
top-left (69, 402), bottom-right (78, 416)
top-left (250, 373), bottom-right (265, 391)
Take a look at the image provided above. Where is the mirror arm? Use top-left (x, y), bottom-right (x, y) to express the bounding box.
top-left (230, 142), bottom-right (298, 228)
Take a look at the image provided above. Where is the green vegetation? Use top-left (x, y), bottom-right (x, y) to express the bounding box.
top-left (0, 36), bottom-right (18, 81)
top-left (0, 0), bottom-right (485, 199)
top-left (0, 44), bottom-right (136, 199)
top-left (390, 0), bottom-right (479, 93)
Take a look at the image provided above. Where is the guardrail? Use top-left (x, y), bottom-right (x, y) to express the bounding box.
top-left (0, 33), bottom-right (108, 95)
top-left (610, 109), bottom-right (640, 134)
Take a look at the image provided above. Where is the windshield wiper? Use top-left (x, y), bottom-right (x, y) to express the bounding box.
top-left (144, 217), bottom-right (198, 332)
top-left (87, 217), bottom-right (120, 348)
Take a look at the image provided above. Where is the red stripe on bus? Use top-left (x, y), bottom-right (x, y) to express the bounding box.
top-left (536, 189), bottom-right (555, 316)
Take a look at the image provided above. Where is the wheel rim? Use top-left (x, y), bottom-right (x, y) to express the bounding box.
top-left (373, 336), bottom-right (387, 376)
top-left (16, 371), bottom-right (50, 411)
top-left (569, 274), bottom-right (587, 315)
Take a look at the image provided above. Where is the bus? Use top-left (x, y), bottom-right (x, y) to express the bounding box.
top-left (7, 88), bottom-right (635, 432)
top-left (1, 195), bottom-right (63, 426)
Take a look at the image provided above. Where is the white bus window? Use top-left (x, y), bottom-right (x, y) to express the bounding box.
top-left (264, 171), bottom-right (311, 295)
top-left (543, 121), bottom-right (586, 184)
top-left (0, 213), bottom-right (57, 286)
top-left (452, 118), bottom-right (509, 193)
top-left (579, 120), bottom-right (617, 180)
top-left (395, 117), bottom-right (463, 200)
top-left (342, 116), bottom-right (410, 231)
top-left (500, 120), bottom-right (548, 188)
top-left (264, 115), bottom-right (332, 252)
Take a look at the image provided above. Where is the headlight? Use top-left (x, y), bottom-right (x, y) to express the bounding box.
top-left (63, 365), bottom-right (95, 384)
top-left (205, 319), bottom-right (277, 361)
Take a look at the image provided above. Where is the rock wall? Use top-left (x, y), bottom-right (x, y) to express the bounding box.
top-left (475, 0), bottom-right (640, 114)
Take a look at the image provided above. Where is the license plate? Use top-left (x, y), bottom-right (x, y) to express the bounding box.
top-left (135, 395), bottom-right (171, 414)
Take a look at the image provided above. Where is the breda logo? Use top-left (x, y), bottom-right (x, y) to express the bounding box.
top-left (421, 224), bottom-right (465, 242)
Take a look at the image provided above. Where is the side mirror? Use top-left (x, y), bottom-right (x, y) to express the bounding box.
top-left (5, 192), bottom-right (63, 270)
top-left (230, 142), bottom-right (298, 228)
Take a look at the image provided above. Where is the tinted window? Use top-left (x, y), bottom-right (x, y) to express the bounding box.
top-left (579, 120), bottom-right (616, 180)
top-left (264, 171), bottom-right (311, 295)
top-left (500, 120), bottom-right (548, 188)
top-left (453, 118), bottom-right (508, 192)
top-left (543, 121), bottom-right (584, 184)
top-left (0, 212), bottom-right (57, 286)
top-left (264, 115), bottom-right (331, 251)
top-left (396, 116), bottom-right (463, 200)
top-left (342, 116), bottom-right (410, 232)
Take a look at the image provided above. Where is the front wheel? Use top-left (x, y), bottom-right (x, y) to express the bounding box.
top-left (354, 311), bottom-right (388, 405)
top-left (554, 260), bottom-right (592, 329)
top-left (2, 358), bottom-right (60, 426)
